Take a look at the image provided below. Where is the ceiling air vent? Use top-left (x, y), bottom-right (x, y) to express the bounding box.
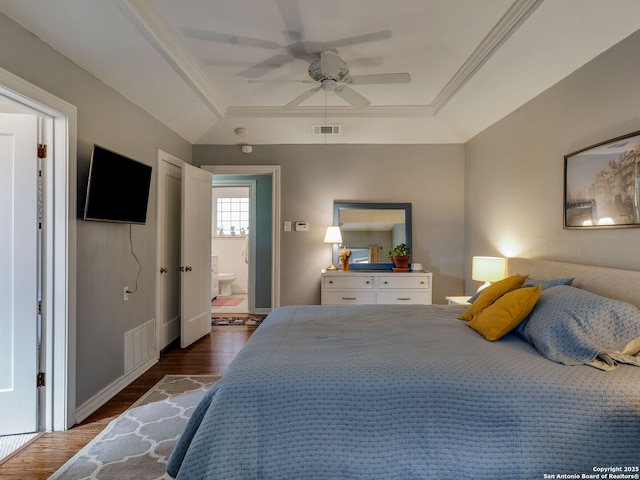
top-left (312, 125), bottom-right (341, 135)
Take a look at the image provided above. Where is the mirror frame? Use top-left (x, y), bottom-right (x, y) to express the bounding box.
top-left (333, 202), bottom-right (412, 270)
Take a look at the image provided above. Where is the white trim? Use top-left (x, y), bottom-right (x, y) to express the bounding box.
top-left (202, 165), bottom-right (281, 310)
top-left (225, 105), bottom-right (434, 118)
top-left (0, 66), bottom-right (77, 431)
top-left (212, 179), bottom-right (257, 312)
top-left (118, 0), bottom-right (226, 118)
top-left (73, 356), bottom-right (157, 424)
top-left (155, 149), bottom-right (184, 352)
top-left (431, 0), bottom-right (543, 113)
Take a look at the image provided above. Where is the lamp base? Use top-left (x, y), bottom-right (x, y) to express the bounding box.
top-left (476, 281), bottom-right (491, 293)
top-left (326, 263), bottom-right (338, 271)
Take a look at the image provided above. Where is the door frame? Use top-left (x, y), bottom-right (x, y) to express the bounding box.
top-left (155, 150), bottom-right (183, 351)
top-left (212, 180), bottom-right (257, 312)
top-left (202, 165), bottom-right (281, 311)
top-left (0, 67), bottom-right (77, 431)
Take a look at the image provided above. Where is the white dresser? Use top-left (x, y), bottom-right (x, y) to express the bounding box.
top-left (321, 270), bottom-right (433, 305)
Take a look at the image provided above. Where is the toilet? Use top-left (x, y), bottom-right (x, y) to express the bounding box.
top-left (218, 273), bottom-right (236, 297)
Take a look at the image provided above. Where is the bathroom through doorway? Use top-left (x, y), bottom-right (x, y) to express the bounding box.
top-left (211, 182), bottom-right (253, 315)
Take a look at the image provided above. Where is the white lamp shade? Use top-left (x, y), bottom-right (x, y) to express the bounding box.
top-left (324, 226), bottom-right (343, 244)
top-left (472, 256), bottom-right (506, 282)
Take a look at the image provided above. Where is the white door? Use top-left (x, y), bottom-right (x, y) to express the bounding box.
top-left (157, 156), bottom-right (182, 350)
top-left (180, 163), bottom-right (212, 348)
top-left (0, 113), bottom-right (39, 435)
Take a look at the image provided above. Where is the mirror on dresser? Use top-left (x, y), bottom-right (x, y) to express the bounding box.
top-left (333, 202), bottom-right (412, 270)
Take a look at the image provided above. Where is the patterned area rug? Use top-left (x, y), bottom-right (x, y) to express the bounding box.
top-left (49, 375), bottom-right (220, 480)
top-left (212, 316), bottom-right (264, 326)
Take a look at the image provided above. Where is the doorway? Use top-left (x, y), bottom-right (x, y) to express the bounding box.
top-left (156, 150), bottom-right (213, 352)
top-left (202, 165), bottom-right (281, 314)
top-left (0, 67), bottom-right (76, 442)
top-left (211, 183), bottom-right (253, 315)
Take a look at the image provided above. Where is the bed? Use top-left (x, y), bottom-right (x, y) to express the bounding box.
top-left (167, 258), bottom-right (640, 479)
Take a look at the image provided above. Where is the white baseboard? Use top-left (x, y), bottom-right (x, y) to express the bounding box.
top-left (74, 355), bottom-right (158, 424)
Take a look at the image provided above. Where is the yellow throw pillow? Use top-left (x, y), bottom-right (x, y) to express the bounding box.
top-left (458, 275), bottom-right (528, 321)
top-left (467, 285), bottom-right (541, 341)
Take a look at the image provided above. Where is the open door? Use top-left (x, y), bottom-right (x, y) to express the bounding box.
top-left (180, 163), bottom-right (213, 348)
top-left (0, 114), bottom-right (39, 435)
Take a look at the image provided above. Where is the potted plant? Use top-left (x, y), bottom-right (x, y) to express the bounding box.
top-left (386, 243), bottom-right (411, 270)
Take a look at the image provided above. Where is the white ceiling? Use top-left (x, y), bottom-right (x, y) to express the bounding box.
top-left (2, 0), bottom-right (640, 145)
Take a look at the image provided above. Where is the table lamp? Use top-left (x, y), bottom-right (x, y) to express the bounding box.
top-left (472, 256), bottom-right (506, 292)
top-left (324, 226), bottom-right (342, 271)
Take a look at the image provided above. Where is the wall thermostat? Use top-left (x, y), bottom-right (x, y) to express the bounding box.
top-left (295, 221), bottom-right (309, 231)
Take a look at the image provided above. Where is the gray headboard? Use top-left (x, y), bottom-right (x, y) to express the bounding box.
top-left (507, 258), bottom-right (640, 309)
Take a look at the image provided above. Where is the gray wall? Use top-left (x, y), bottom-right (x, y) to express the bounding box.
top-left (0, 13), bottom-right (192, 406)
top-left (464, 29), bottom-right (640, 293)
top-left (194, 144), bottom-right (466, 305)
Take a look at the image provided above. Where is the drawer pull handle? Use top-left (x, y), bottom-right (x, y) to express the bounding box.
top-left (342, 297), bottom-right (357, 300)
top-left (420, 281), bottom-right (425, 284)
top-left (365, 281), bottom-right (370, 284)
top-left (397, 297), bottom-right (411, 301)
top-left (384, 281), bottom-right (388, 284)
top-left (329, 281), bottom-right (333, 284)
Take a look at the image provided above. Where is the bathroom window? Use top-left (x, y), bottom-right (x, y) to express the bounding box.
top-left (216, 197), bottom-right (249, 236)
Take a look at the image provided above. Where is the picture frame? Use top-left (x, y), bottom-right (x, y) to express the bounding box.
top-left (564, 130), bottom-right (640, 229)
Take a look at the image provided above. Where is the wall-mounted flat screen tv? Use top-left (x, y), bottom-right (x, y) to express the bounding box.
top-left (83, 144), bottom-right (152, 224)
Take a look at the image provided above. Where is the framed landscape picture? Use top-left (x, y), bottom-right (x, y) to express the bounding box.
top-left (564, 130), bottom-right (640, 229)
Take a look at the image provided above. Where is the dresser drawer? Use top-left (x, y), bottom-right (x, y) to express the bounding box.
top-left (378, 275), bottom-right (430, 290)
top-left (321, 291), bottom-right (377, 305)
top-left (377, 291), bottom-right (432, 305)
top-left (323, 275), bottom-right (375, 289)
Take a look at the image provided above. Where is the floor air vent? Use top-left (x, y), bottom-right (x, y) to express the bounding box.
top-left (312, 125), bottom-right (341, 135)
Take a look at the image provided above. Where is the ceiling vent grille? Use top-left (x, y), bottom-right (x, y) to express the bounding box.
top-left (312, 125), bottom-right (341, 135)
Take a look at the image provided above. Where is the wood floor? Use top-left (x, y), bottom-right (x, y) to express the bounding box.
top-left (0, 325), bottom-right (256, 480)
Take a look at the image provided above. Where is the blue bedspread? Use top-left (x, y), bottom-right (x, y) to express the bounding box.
top-left (167, 305), bottom-right (640, 479)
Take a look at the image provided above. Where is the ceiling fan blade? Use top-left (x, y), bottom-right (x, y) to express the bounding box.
top-left (344, 73), bottom-right (411, 85)
top-left (237, 54), bottom-right (295, 79)
top-left (276, 0), bottom-right (305, 43)
top-left (347, 56), bottom-right (384, 67)
top-left (308, 30), bottom-right (393, 52)
top-left (181, 27), bottom-right (281, 50)
top-left (248, 79), bottom-right (315, 84)
top-left (334, 85), bottom-right (370, 107)
top-left (283, 87), bottom-right (322, 109)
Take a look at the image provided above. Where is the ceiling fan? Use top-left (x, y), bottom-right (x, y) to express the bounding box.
top-left (251, 51), bottom-right (411, 109)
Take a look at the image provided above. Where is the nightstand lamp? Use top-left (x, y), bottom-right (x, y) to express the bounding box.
top-left (472, 256), bottom-right (506, 292)
top-left (324, 226), bottom-right (342, 271)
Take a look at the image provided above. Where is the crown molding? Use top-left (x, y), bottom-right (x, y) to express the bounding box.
top-left (431, 0), bottom-right (544, 114)
top-left (117, 0), bottom-right (541, 122)
top-left (117, 0), bottom-right (227, 119)
top-left (225, 105), bottom-right (434, 118)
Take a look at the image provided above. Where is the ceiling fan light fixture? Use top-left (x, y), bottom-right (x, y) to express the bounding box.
top-left (278, 51), bottom-right (410, 109)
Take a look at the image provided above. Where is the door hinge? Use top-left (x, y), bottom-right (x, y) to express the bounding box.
top-left (38, 301), bottom-right (42, 314)
top-left (37, 372), bottom-right (45, 387)
top-left (37, 144), bottom-right (47, 159)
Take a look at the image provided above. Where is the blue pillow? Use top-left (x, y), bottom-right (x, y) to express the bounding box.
top-left (521, 285), bottom-right (640, 366)
top-left (522, 277), bottom-right (574, 289)
top-left (471, 277), bottom-right (574, 305)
